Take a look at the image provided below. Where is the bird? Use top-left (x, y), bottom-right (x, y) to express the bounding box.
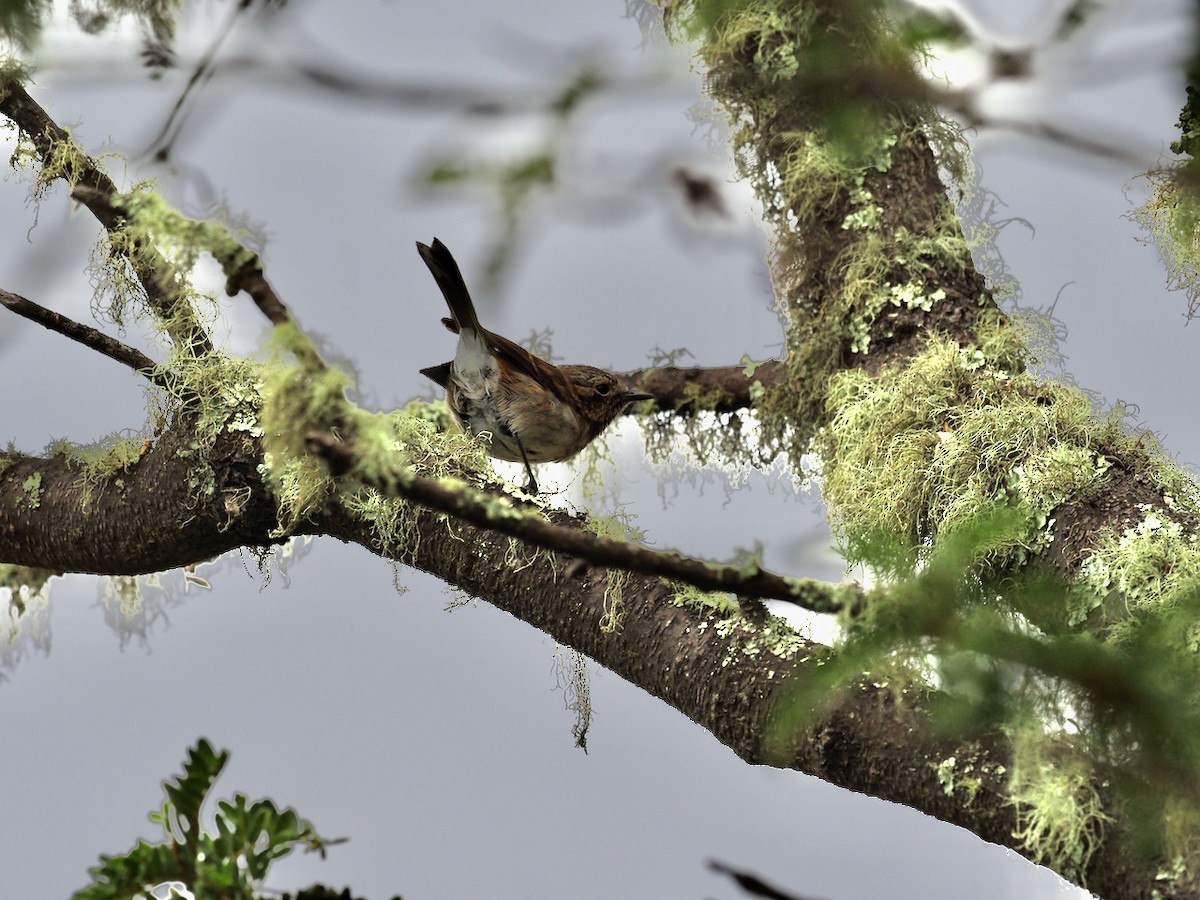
top-left (416, 238), bottom-right (653, 494)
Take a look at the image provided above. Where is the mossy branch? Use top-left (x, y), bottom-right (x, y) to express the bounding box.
top-left (626, 359), bottom-right (784, 414)
top-left (0, 80), bottom-right (214, 357)
top-left (304, 430), bottom-right (858, 613)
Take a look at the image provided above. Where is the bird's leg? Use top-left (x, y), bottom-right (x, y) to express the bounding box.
top-left (515, 437), bottom-right (539, 494)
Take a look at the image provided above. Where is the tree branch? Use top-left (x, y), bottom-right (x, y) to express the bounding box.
top-left (626, 360), bottom-right (783, 413)
top-left (303, 430), bottom-right (860, 615)
top-left (0, 80), bottom-right (214, 357)
top-left (0, 288), bottom-right (169, 387)
top-left (310, 494), bottom-right (1160, 900)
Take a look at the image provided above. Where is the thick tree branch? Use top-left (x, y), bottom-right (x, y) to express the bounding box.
top-left (0, 288), bottom-right (169, 387)
top-left (0, 409), bottom-right (1162, 897)
top-left (0, 427), bottom-right (279, 574)
top-left (310, 494), bottom-right (1160, 900)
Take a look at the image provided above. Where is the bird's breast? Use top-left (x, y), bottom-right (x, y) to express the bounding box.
top-left (445, 360), bottom-right (584, 463)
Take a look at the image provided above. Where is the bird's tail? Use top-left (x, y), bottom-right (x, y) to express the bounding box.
top-left (416, 238), bottom-right (482, 335)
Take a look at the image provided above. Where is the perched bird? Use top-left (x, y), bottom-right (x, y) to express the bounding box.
top-left (417, 238), bottom-right (652, 493)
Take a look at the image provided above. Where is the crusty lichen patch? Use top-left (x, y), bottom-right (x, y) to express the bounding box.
top-left (933, 749), bottom-right (1005, 807)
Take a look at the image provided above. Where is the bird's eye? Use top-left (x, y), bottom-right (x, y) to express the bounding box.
top-left (595, 382), bottom-right (612, 396)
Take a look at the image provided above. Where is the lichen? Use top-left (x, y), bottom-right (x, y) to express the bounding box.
top-left (46, 432), bottom-right (145, 509)
top-left (86, 186), bottom-right (232, 333)
top-left (20, 470), bottom-right (41, 508)
top-left (1130, 167), bottom-right (1200, 319)
top-left (259, 324), bottom-right (511, 554)
top-left (670, 577), bottom-right (809, 671)
top-left (0, 56), bottom-right (32, 100)
top-left (7, 125), bottom-right (106, 201)
top-left (933, 750), bottom-right (1004, 807)
top-left (0, 442), bottom-right (17, 479)
top-left (0, 563), bottom-right (55, 605)
top-left (659, 0), bottom-right (981, 479)
top-left (1007, 729), bottom-right (1110, 882)
top-left (0, 563), bottom-right (56, 650)
top-left (710, 606), bottom-right (808, 671)
top-left (584, 512), bottom-right (645, 634)
top-left (103, 574), bottom-right (144, 620)
top-left (1075, 508), bottom-right (1200, 634)
top-left (670, 581), bottom-right (742, 618)
top-left (818, 335), bottom-right (1115, 573)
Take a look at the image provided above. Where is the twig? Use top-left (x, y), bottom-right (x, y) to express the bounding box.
top-left (0, 82), bottom-right (214, 357)
top-left (304, 430), bottom-right (860, 614)
top-left (224, 255), bottom-right (329, 377)
top-left (224, 257), bottom-right (292, 328)
top-left (708, 860), bottom-right (821, 900)
top-left (626, 360), bottom-right (783, 413)
top-left (142, 0), bottom-right (253, 161)
top-left (0, 288), bottom-right (170, 387)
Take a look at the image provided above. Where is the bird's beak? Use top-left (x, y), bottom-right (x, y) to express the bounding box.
top-left (624, 390), bottom-right (654, 404)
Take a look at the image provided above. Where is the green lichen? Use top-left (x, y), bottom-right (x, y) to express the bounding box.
top-left (710, 606), bottom-right (808, 673)
top-left (818, 334), bottom-right (1132, 576)
top-left (584, 512), bottom-right (645, 634)
top-left (1159, 797), bottom-right (1200, 879)
top-left (640, 406), bottom-right (769, 496)
top-left (932, 751), bottom-right (1004, 807)
top-left (255, 322), bottom-right (351, 533)
top-left (156, 350), bottom-right (267, 506)
top-left (335, 407), bottom-right (501, 558)
top-left (20, 470), bottom-right (41, 508)
top-left (840, 225), bottom-right (965, 357)
top-left (7, 126), bottom-right (105, 201)
top-left (1130, 167), bottom-right (1200, 319)
top-left (259, 324), bottom-right (507, 552)
top-left (662, 0), bottom-right (980, 475)
top-left (0, 57), bottom-right (32, 98)
top-left (0, 563), bottom-right (56, 643)
top-left (669, 577), bottom-right (809, 672)
top-left (0, 442), bottom-right (17, 479)
top-left (1075, 509), bottom-right (1200, 632)
top-left (934, 755), bottom-right (973, 802)
top-left (87, 185), bottom-right (238, 332)
top-left (502, 532), bottom-right (556, 576)
top-left (46, 432), bottom-right (144, 509)
top-left (111, 189), bottom-right (259, 286)
top-left (1007, 729), bottom-right (1110, 882)
top-left (663, 0), bottom-right (1200, 878)
top-left (574, 431), bottom-right (619, 508)
top-left (0, 563), bottom-right (55, 600)
top-left (670, 581), bottom-right (742, 618)
top-left (103, 574), bottom-right (145, 620)
top-left (753, 135), bottom-right (980, 468)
